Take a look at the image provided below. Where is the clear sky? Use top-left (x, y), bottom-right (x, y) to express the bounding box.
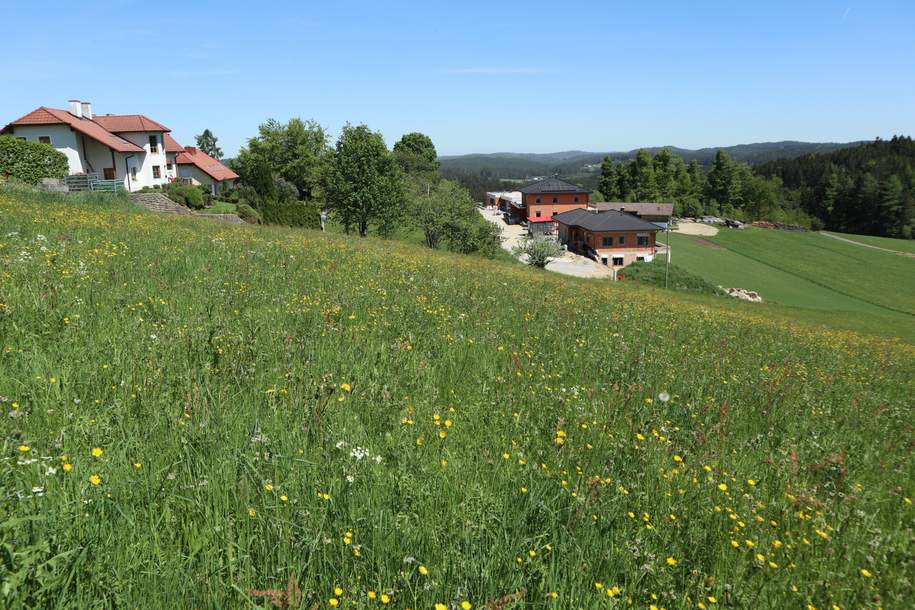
top-left (2, 1), bottom-right (913, 156)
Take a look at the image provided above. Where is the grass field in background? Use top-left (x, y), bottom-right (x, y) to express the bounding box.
top-left (666, 227), bottom-right (915, 341)
top-left (821, 232), bottom-right (915, 254)
top-left (1, 190), bottom-right (913, 609)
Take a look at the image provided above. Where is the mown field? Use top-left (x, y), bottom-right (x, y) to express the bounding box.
top-left (1, 189), bottom-right (913, 609)
top-left (666, 228), bottom-right (915, 342)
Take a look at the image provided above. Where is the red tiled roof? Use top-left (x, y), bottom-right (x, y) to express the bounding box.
top-left (164, 133), bottom-right (184, 153)
top-left (93, 114), bottom-right (170, 133)
top-left (176, 147), bottom-right (239, 181)
top-left (2, 106), bottom-right (143, 153)
top-left (528, 216), bottom-right (554, 223)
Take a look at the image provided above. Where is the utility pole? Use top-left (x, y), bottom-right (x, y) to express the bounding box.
top-left (664, 220), bottom-right (671, 289)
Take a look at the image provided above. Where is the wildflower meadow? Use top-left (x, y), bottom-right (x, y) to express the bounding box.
top-left (1, 189), bottom-right (912, 609)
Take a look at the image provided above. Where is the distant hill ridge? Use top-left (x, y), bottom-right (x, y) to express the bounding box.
top-left (440, 141), bottom-right (864, 178)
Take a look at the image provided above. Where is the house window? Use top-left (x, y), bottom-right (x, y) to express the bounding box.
top-left (152, 166), bottom-right (161, 179)
top-left (148, 135), bottom-right (158, 153)
top-left (103, 168), bottom-right (116, 180)
top-left (574, 196), bottom-right (579, 203)
top-left (130, 167), bottom-right (137, 180)
top-left (552, 197), bottom-right (558, 203)
top-left (38, 136), bottom-right (51, 145)
top-left (166, 162), bottom-right (173, 171)
top-left (602, 236), bottom-right (613, 247)
top-left (619, 236), bottom-right (625, 245)
top-left (637, 235), bottom-right (649, 246)
top-left (535, 197), bottom-right (541, 204)
top-left (637, 256), bottom-right (645, 262)
top-left (612, 256), bottom-right (624, 266)
top-left (535, 210), bottom-right (542, 218)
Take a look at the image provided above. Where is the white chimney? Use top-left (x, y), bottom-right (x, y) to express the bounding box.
top-left (68, 100), bottom-right (82, 118)
top-left (81, 101), bottom-right (92, 120)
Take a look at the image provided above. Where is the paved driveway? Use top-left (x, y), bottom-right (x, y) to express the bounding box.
top-left (478, 208), bottom-right (614, 279)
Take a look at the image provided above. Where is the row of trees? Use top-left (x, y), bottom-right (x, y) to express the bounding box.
top-left (597, 149), bottom-right (793, 223)
top-left (227, 119), bottom-right (499, 255)
top-left (756, 136), bottom-right (914, 238)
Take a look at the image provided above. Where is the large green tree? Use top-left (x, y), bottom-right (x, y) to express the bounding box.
top-left (194, 129), bottom-right (223, 160)
top-left (324, 124), bottom-right (407, 237)
top-left (393, 132), bottom-right (440, 175)
top-left (234, 118), bottom-right (330, 200)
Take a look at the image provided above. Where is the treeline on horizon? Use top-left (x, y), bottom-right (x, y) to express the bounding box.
top-left (445, 137), bottom-right (914, 238)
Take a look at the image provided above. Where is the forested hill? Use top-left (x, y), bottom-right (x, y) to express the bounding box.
top-left (756, 136), bottom-right (915, 238)
top-left (440, 141), bottom-right (861, 178)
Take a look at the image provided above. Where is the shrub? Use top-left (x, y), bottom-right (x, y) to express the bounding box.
top-left (165, 184), bottom-right (205, 210)
top-left (259, 199), bottom-right (321, 228)
top-left (621, 258), bottom-right (724, 295)
top-left (234, 203), bottom-right (261, 224)
top-left (513, 236), bottom-right (564, 268)
top-left (0, 135), bottom-right (68, 184)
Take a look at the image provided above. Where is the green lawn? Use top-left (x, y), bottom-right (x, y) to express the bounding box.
top-left (1, 190), bottom-right (913, 608)
top-left (665, 227), bottom-right (915, 341)
top-left (205, 201), bottom-right (237, 215)
top-left (822, 231), bottom-right (915, 254)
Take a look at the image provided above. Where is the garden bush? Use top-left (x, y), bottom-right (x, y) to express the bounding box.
top-left (165, 183), bottom-right (205, 209)
top-left (234, 202), bottom-right (261, 224)
top-left (0, 135), bottom-right (68, 184)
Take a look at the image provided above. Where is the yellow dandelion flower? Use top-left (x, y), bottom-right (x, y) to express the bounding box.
top-left (89, 473), bottom-right (101, 486)
top-left (708, 596), bottom-right (717, 604)
top-left (435, 604), bottom-right (447, 610)
top-left (17, 444), bottom-right (30, 453)
top-left (247, 508), bottom-right (257, 518)
top-left (367, 591), bottom-right (377, 599)
top-left (91, 447), bottom-right (103, 458)
top-left (717, 483), bottom-right (728, 492)
top-left (673, 455), bottom-right (683, 462)
top-left (461, 602), bottom-right (472, 610)
top-left (280, 495), bottom-right (288, 503)
top-left (418, 564), bottom-right (429, 576)
top-left (666, 556), bottom-right (678, 567)
top-left (63, 463), bottom-right (73, 472)
top-left (329, 598), bottom-right (339, 607)
top-left (133, 462), bottom-right (142, 470)
top-left (340, 383), bottom-right (351, 392)
top-left (859, 568), bottom-right (873, 578)
top-left (380, 593), bottom-right (390, 604)
top-left (334, 586), bottom-right (343, 596)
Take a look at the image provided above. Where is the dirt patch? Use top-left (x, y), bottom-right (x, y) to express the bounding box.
top-left (675, 221), bottom-right (719, 236)
top-left (690, 236), bottom-right (723, 249)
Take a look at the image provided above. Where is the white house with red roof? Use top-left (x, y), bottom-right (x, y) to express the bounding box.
top-left (1, 100), bottom-right (237, 193)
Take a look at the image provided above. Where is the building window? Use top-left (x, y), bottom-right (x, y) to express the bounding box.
top-left (612, 256), bottom-right (624, 266)
top-left (552, 197), bottom-right (558, 203)
top-left (535, 197), bottom-right (541, 204)
top-left (38, 136), bottom-right (52, 145)
top-left (103, 168), bottom-right (116, 180)
top-left (637, 256), bottom-right (645, 262)
top-left (130, 167), bottom-right (137, 180)
top-left (574, 196), bottom-right (579, 203)
top-left (166, 162), bottom-right (173, 171)
top-left (602, 236), bottom-right (613, 247)
top-left (535, 210), bottom-right (542, 218)
top-left (152, 166), bottom-right (161, 179)
top-left (149, 135), bottom-right (158, 153)
top-left (619, 236), bottom-right (625, 245)
top-left (637, 235), bottom-right (649, 246)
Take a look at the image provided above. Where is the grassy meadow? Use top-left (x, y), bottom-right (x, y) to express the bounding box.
top-left (666, 228), bottom-right (915, 342)
top-left (1, 189), bottom-right (913, 609)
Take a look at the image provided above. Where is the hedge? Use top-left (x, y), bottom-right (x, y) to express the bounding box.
top-left (259, 199), bottom-right (321, 229)
top-left (0, 135), bottom-right (69, 184)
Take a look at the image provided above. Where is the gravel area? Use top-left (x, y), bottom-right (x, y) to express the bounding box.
top-left (478, 208), bottom-right (614, 279)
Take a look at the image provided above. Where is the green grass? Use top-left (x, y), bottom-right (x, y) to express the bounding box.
top-left (821, 232), bottom-right (915, 254)
top-left (666, 228), bottom-right (915, 341)
top-left (620, 258), bottom-right (723, 296)
top-left (205, 201), bottom-right (238, 215)
top-left (1, 191), bottom-right (913, 609)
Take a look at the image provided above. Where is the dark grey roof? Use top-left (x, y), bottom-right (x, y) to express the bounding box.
top-left (591, 202), bottom-right (674, 217)
top-left (519, 177), bottom-right (589, 194)
top-left (554, 208), bottom-right (660, 232)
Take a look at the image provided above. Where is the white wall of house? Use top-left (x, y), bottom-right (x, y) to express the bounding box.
top-left (178, 164), bottom-right (222, 194)
top-left (118, 132), bottom-right (169, 190)
top-left (165, 152), bottom-right (178, 181)
top-left (7, 124), bottom-right (83, 174)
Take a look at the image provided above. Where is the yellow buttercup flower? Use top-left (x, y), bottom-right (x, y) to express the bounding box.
top-left (418, 564), bottom-right (429, 576)
top-left (17, 444), bottom-right (30, 453)
top-left (89, 473), bottom-right (101, 485)
top-left (380, 593), bottom-right (390, 604)
top-left (461, 602), bottom-right (472, 610)
top-left (91, 447), bottom-right (103, 458)
top-left (666, 556), bottom-right (678, 566)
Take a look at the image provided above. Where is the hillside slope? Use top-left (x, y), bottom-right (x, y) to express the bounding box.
top-left (665, 227), bottom-right (915, 341)
top-left (1, 192), bottom-right (912, 608)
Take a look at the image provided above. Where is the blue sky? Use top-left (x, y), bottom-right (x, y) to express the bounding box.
top-left (2, 1), bottom-right (913, 156)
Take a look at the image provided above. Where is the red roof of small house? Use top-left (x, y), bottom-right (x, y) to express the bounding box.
top-left (93, 114), bottom-right (170, 133)
top-left (175, 146), bottom-right (239, 181)
top-left (1, 106), bottom-right (144, 153)
top-left (164, 133), bottom-right (184, 153)
top-left (528, 216), bottom-right (554, 223)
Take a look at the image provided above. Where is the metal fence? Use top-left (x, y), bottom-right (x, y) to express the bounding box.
top-left (65, 173), bottom-right (125, 193)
